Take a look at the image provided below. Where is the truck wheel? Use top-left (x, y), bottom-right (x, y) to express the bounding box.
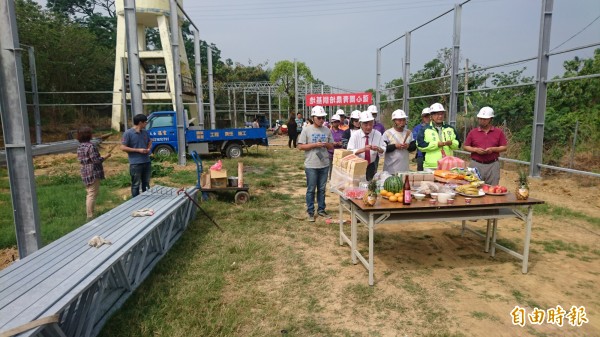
top-left (234, 191), bottom-right (249, 204)
top-left (153, 145), bottom-right (174, 157)
top-left (226, 144), bottom-right (242, 158)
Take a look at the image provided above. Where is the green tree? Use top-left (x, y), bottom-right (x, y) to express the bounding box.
top-left (47, 0), bottom-right (116, 48)
top-left (15, 0), bottom-right (115, 125)
top-left (270, 60), bottom-right (314, 112)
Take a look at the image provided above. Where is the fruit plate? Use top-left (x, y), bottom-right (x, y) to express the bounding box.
top-left (456, 190), bottom-right (485, 198)
top-left (485, 191), bottom-right (508, 196)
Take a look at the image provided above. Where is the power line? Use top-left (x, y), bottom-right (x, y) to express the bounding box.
top-left (551, 14), bottom-right (600, 52)
top-left (188, 2), bottom-right (457, 21)
top-left (189, 0), bottom-right (451, 10)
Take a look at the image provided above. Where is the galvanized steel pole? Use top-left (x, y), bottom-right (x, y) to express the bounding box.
top-left (403, 32), bottom-right (411, 114)
top-left (294, 59), bottom-right (298, 116)
top-left (376, 48), bottom-right (381, 112)
top-left (268, 88), bottom-right (272, 128)
top-left (170, 0), bottom-right (186, 165)
top-left (193, 30), bottom-right (205, 129)
top-left (120, 57), bottom-right (128, 127)
top-left (448, 4), bottom-right (462, 127)
top-left (0, 0), bottom-right (42, 257)
top-left (26, 46), bottom-right (42, 144)
top-left (531, 0), bottom-right (553, 177)
top-left (207, 47), bottom-right (216, 130)
top-left (233, 89), bottom-right (237, 128)
top-left (124, 0), bottom-right (143, 117)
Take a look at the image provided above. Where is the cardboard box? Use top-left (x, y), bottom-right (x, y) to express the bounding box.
top-left (210, 169), bottom-right (228, 179)
top-left (211, 177), bottom-right (227, 188)
top-left (200, 172), bottom-right (211, 189)
top-left (333, 149), bottom-right (353, 160)
top-left (347, 159), bottom-right (368, 177)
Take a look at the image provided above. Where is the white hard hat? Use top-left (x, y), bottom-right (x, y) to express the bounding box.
top-left (359, 111), bottom-right (375, 123)
top-left (477, 106), bottom-right (495, 118)
top-left (335, 109), bottom-right (345, 116)
top-left (367, 105), bottom-right (378, 114)
top-left (331, 114), bottom-right (341, 122)
top-left (350, 110), bottom-right (361, 119)
top-left (429, 103), bottom-right (446, 113)
top-left (421, 107), bottom-right (431, 116)
top-left (391, 109), bottom-right (408, 120)
top-left (311, 106), bottom-right (326, 117)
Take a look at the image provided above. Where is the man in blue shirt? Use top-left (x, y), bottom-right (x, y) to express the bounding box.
top-left (121, 114), bottom-right (152, 197)
top-left (412, 107), bottom-right (431, 171)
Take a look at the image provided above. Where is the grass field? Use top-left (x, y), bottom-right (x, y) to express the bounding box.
top-left (1, 137), bottom-right (599, 336)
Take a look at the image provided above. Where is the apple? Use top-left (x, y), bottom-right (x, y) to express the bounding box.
top-left (482, 185), bottom-right (490, 193)
top-left (500, 186), bottom-right (507, 193)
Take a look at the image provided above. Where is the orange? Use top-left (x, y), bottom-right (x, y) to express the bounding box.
top-left (380, 189), bottom-right (387, 195)
top-left (386, 191), bottom-right (394, 197)
top-left (389, 195), bottom-right (398, 202)
top-left (394, 193), bottom-right (402, 198)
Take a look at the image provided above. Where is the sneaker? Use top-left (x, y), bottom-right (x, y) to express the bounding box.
top-left (317, 210), bottom-right (331, 219)
top-left (307, 214), bottom-right (315, 222)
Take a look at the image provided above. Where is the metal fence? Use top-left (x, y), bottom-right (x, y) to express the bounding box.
top-left (375, 0), bottom-right (600, 179)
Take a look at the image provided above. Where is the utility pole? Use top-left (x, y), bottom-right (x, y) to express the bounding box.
top-left (464, 58), bottom-right (469, 115)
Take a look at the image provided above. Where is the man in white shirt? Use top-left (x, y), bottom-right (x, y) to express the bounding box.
top-left (347, 111), bottom-right (386, 181)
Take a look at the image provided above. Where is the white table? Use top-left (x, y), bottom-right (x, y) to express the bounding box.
top-left (335, 191), bottom-right (544, 285)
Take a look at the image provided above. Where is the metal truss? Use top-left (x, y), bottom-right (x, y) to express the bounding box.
top-left (0, 186), bottom-right (198, 337)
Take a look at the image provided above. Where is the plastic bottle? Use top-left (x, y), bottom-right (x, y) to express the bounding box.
top-left (402, 174), bottom-right (412, 205)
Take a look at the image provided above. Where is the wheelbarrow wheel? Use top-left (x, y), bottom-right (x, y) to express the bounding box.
top-left (234, 191), bottom-right (250, 204)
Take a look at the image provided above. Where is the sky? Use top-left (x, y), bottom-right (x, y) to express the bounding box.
top-left (182, 0), bottom-right (600, 92)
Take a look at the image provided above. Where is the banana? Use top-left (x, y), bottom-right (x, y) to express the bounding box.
top-left (456, 184), bottom-right (479, 195)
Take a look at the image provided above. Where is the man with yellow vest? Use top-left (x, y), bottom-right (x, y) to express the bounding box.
top-left (416, 103), bottom-right (461, 171)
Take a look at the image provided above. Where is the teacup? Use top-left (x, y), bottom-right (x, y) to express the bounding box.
top-left (447, 198), bottom-right (455, 205)
top-left (464, 198), bottom-right (472, 204)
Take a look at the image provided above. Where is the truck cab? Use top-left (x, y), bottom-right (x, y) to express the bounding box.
top-left (146, 111), bottom-right (268, 158)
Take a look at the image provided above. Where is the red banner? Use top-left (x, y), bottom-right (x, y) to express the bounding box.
top-left (305, 93), bottom-right (372, 106)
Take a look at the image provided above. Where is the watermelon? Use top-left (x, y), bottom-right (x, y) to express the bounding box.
top-left (383, 175), bottom-right (403, 193)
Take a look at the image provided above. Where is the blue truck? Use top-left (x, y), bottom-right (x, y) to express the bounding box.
top-left (146, 111), bottom-right (269, 158)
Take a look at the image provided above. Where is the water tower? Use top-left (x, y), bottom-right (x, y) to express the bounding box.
top-left (111, 0), bottom-right (197, 130)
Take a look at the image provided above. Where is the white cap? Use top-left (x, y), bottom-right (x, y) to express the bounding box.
top-left (311, 106), bottom-right (326, 117)
top-left (359, 111), bottom-right (375, 123)
top-left (367, 105), bottom-right (378, 114)
top-left (421, 107), bottom-right (431, 116)
top-left (335, 109), bottom-right (345, 116)
top-left (350, 110), bottom-right (361, 119)
top-left (391, 109), bottom-right (408, 120)
top-left (331, 114), bottom-right (341, 122)
top-left (429, 103), bottom-right (446, 113)
top-left (477, 106), bottom-right (495, 118)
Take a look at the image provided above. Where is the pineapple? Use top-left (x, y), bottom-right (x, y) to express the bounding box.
top-left (363, 179), bottom-right (379, 206)
top-left (516, 170), bottom-right (529, 200)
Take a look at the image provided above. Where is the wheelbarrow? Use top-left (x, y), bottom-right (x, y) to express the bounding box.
top-left (191, 151), bottom-right (250, 204)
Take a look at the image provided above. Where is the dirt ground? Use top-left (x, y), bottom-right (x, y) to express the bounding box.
top-left (1, 135), bottom-right (599, 336)
top-left (268, 136), bottom-right (600, 336)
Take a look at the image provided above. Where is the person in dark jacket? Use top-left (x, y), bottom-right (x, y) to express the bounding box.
top-left (286, 115), bottom-right (298, 148)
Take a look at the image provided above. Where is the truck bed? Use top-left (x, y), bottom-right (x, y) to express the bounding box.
top-left (186, 127), bottom-right (268, 145)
